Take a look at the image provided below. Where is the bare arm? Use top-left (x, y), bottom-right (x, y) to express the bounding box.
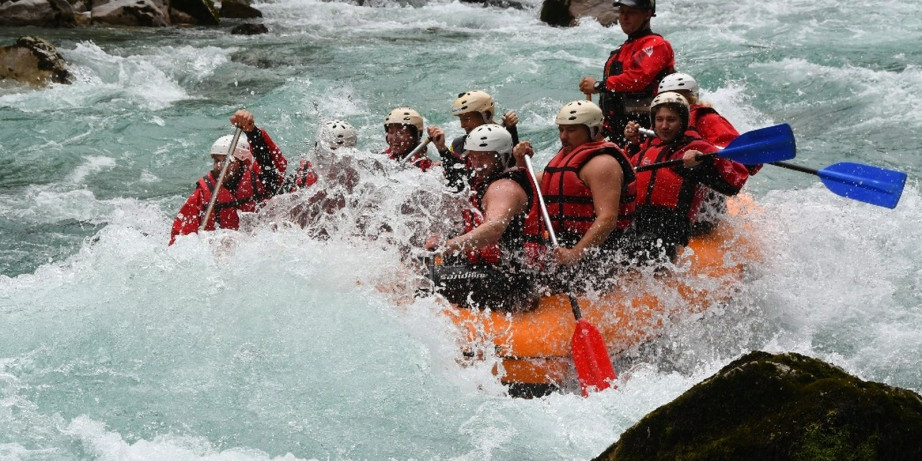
top-left (555, 155), bottom-right (623, 265)
top-left (442, 179), bottom-right (529, 253)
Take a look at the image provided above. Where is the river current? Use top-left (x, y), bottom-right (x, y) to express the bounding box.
top-left (1, 0), bottom-right (920, 459)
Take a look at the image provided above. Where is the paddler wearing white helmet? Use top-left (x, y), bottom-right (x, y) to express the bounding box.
top-left (423, 124), bottom-right (539, 312)
top-left (169, 109), bottom-right (288, 244)
top-left (512, 100), bottom-right (637, 290)
top-left (383, 107), bottom-right (434, 171)
top-left (426, 90), bottom-right (521, 191)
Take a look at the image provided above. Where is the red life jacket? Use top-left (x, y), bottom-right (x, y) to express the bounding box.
top-left (196, 171), bottom-right (259, 231)
top-left (462, 168), bottom-right (545, 267)
top-left (540, 140), bottom-right (636, 245)
top-left (634, 131), bottom-right (740, 221)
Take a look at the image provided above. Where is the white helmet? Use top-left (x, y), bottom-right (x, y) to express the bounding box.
top-left (555, 100), bottom-right (604, 138)
top-left (451, 90), bottom-right (495, 122)
top-left (384, 107), bottom-right (424, 134)
top-left (319, 119), bottom-right (357, 150)
top-left (464, 124), bottom-right (513, 165)
top-left (650, 92), bottom-right (690, 130)
top-left (210, 134), bottom-right (252, 162)
top-left (658, 72), bottom-right (699, 100)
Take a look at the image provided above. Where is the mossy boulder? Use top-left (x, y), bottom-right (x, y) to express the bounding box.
top-left (595, 351), bottom-right (922, 460)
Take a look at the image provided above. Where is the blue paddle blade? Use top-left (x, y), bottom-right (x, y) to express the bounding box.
top-left (720, 123), bottom-right (796, 165)
top-left (818, 162), bottom-right (907, 209)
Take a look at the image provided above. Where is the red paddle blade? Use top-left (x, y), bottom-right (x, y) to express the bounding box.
top-left (571, 319), bottom-right (617, 396)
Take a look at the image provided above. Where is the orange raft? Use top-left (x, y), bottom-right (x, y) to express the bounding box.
top-left (444, 195), bottom-right (761, 389)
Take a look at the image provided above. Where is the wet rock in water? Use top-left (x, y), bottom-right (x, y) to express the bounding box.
top-left (541, 0), bottom-right (617, 27)
top-left (0, 0), bottom-right (76, 27)
top-left (459, 0), bottom-right (528, 10)
top-left (0, 36), bottom-right (72, 85)
top-left (230, 23), bottom-right (268, 35)
top-left (170, 0), bottom-right (219, 25)
top-left (91, 0), bottom-right (168, 26)
top-left (220, 0), bottom-right (261, 19)
top-left (595, 351), bottom-right (922, 461)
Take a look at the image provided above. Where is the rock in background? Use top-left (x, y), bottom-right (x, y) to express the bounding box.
top-left (541, 0), bottom-right (617, 27)
top-left (0, 36), bottom-right (72, 85)
top-left (0, 0), bottom-right (77, 27)
top-left (0, 0), bottom-right (223, 27)
top-left (595, 351), bottom-right (922, 460)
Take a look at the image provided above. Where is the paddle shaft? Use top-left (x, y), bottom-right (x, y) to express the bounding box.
top-left (522, 158), bottom-right (589, 320)
top-left (200, 127), bottom-right (244, 232)
top-left (402, 137), bottom-right (431, 163)
top-left (770, 161), bottom-right (817, 175)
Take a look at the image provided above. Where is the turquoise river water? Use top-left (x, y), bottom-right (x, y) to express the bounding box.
top-left (1, 0), bottom-right (920, 459)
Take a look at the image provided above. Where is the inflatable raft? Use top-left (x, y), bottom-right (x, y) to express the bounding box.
top-left (444, 195), bottom-right (761, 395)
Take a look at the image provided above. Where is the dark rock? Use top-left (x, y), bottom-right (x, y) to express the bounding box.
top-left (230, 23), bottom-right (267, 35)
top-left (595, 351), bottom-right (922, 461)
top-left (91, 0), bottom-right (168, 26)
top-left (541, 0), bottom-right (618, 27)
top-left (0, 36), bottom-right (72, 85)
top-left (219, 0), bottom-right (261, 18)
top-left (539, 0), bottom-right (572, 27)
top-left (0, 0), bottom-right (77, 27)
top-left (170, 0), bottom-right (218, 25)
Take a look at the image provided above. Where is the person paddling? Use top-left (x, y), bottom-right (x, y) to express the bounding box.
top-left (513, 100), bottom-right (636, 290)
top-left (628, 92), bottom-right (748, 263)
top-left (579, 0), bottom-right (675, 144)
top-left (424, 125), bottom-right (542, 311)
top-left (626, 71), bottom-right (758, 234)
top-left (169, 109), bottom-right (288, 244)
top-left (288, 119), bottom-right (358, 191)
top-left (426, 90), bottom-right (520, 191)
top-left (382, 107), bottom-right (434, 171)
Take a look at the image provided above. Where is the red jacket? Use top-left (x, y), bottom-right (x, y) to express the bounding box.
top-left (690, 105), bottom-right (762, 176)
top-left (169, 128), bottom-right (287, 244)
top-left (599, 29), bottom-right (675, 138)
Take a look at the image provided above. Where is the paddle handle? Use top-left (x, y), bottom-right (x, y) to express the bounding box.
top-left (639, 127), bottom-right (655, 137)
top-left (201, 126), bottom-right (244, 232)
top-left (402, 137), bottom-right (432, 163)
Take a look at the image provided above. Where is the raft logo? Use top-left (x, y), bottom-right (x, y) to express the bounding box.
top-left (441, 270), bottom-right (489, 281)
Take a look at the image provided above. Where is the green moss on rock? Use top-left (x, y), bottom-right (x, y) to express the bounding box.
top-left (595, 351), bottom-right (922, 461)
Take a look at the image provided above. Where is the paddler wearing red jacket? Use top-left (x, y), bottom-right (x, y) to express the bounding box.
top-left (514, 100), bottom-right (637, 290)
top-left (424, 125), bottom-right (542, 311)
top-left (633, 72), bottom-right (762, 234)
top-left (382, 107), bottom-right (434, 172)
top-left (169, 110), bottom-right (287, 244)
top-left (628, 93), bottom-right (749, 262)
top-left (579, 0), bottom-right (675, 143)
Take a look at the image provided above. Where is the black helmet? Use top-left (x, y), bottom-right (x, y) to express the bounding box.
top-left (613, 0), bottom-right (655, 14)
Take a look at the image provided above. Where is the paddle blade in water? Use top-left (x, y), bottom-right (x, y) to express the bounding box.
top-left (571, 318), bottom-right (616, 396)
top-left (720, 123), bottom-right (797, 165)
top-left (818, 162), bottom-right (907, 209)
